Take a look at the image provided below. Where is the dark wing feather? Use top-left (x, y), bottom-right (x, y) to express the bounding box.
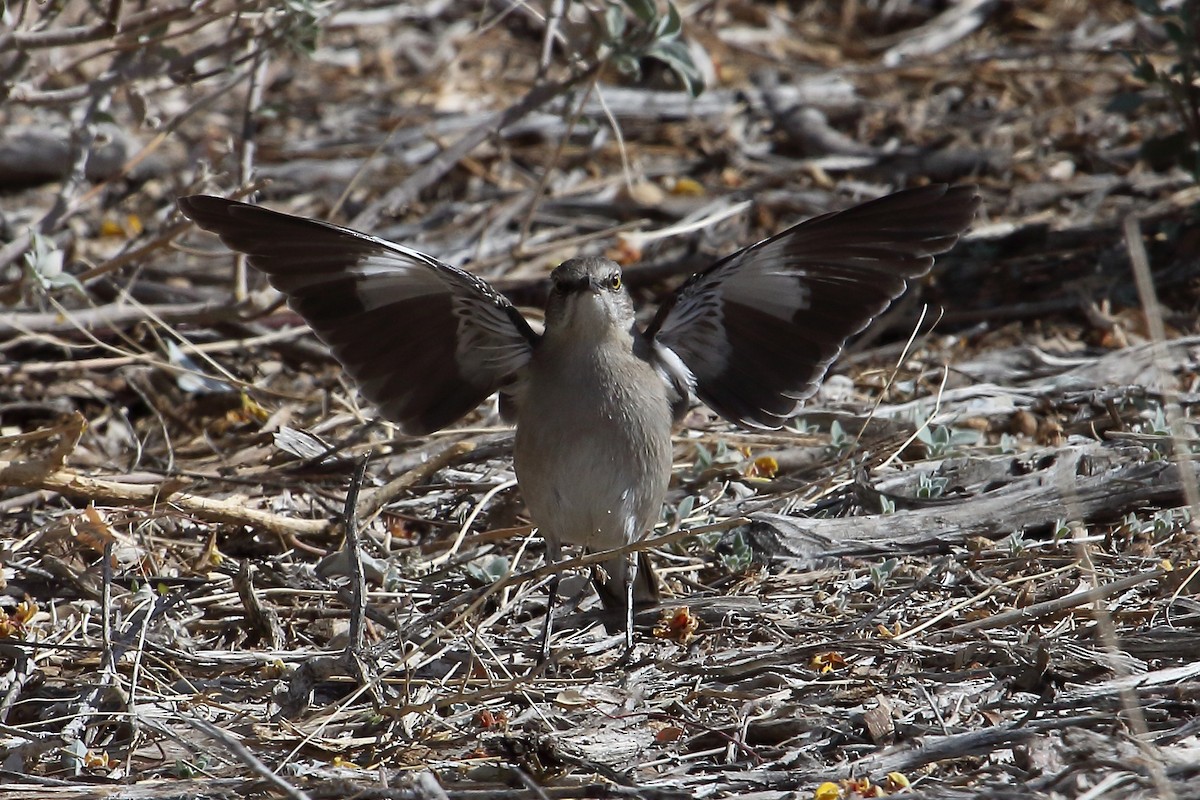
top-left (178, 196), bottom-right (538, 434)
top-left (646, 185), bottom-right (979, 429)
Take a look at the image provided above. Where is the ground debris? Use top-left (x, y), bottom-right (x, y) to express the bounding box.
top-left (1, 1), bottom-right (1198, 798)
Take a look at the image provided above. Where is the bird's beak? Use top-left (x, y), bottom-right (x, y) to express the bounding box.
top-left (558, 274), bottom-right (601, 295)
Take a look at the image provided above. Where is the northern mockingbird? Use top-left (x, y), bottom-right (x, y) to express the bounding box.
top-left (178, 184), bottom-right (979, 659)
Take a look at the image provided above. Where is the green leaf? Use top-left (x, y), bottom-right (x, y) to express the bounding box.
top-left (464, 554), bottom-right (510, 585)
top-left (24, 231), bottom-right (86, 295)
top-left (656, 1), bottom-right (682, 40)
top-left (645, 39), bottom-right (705, 96)
top-left (830, 419), bottom-right (847, 446)
top-left (613, 52), bottom-right (642, 78)
top-left (718, 530), bottom-right (753, 573)
top-left (604, 2), bottom-right (626, 40)
top-left (675, 494), bottom-right (695, 523)
top-left (622, 0), bottom-right (658, 25)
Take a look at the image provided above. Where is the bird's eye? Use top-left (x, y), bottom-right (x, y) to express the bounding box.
top-left (607, 273), bottom-right (622, 291)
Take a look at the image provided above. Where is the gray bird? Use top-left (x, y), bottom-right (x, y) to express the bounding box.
top-left (178, 184), bottom-right (979, 659)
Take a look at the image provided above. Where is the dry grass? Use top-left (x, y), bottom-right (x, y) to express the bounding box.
top-left (1, 1), bottom-right (1199, 798)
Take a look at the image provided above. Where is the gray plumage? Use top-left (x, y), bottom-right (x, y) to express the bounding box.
top-left (177, 184), bottom-right (980, 659)
top-left (513, 257), bottom-right (675, 637)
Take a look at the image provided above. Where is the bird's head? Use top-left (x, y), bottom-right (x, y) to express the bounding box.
top-left (544, 256), bottom-right (635, 338)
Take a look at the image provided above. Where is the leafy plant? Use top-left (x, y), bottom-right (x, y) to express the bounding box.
top-left (1144, 403), bottom-right (1171, 436)
top-left (1139, 402), bottom-right (1176, 459)
top-left (279, 0), bottom-right (332, 55)
top-left (825, 419), bottom-right (853, 459)
top-left (464, 554), bottom-right (510, 586)
top-left (717, 529), bottom-right (753, 574)
top-left (24, 231), bottom-right (84, 297)
top-left (1123, 508), bottom-right (1188, 539)
top-left (916, 472), bottom-right (948, 500)
top-left (692, 439), bottom-right (742, 475)
top-left (790, 418), bottom-right (820, 435)
top-left (597, 0), bottom-right (707, 96)
top-left (1152, 510), bottom-right (1176, 537)
top-left (671, 493), bottom-right (696, 525)
top-left (870, 558), bottom-right (898, 592)
top-left (1123, 0), bottom-right (1200, 179)
top-left (916, 424), bottom-right (981, 458)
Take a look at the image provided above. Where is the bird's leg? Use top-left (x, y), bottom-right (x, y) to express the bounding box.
top-left (539, 574), bottom-right (560, 663)
top-left (539, 537), bottom-right (562, 664)
top-left (623, 550), bottom-right (637, 652)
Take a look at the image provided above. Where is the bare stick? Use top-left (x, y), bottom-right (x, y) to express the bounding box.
top-left (352, 62), bottom-right (601, 230)
top-left (0, 416), bottom-right (332, 539)
top-left (343, 455), bottom-right (371, 658)
top-left (186, 717), bottom-right (312, 800)
top-left (355, 439), bottom-right (476, 521)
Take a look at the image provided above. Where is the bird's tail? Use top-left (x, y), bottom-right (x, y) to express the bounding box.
top-left (591, 551), bottom-right (660, 632)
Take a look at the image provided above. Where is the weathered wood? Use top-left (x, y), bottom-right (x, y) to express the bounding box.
top-left (741, 446), bottom-right (1194, 561)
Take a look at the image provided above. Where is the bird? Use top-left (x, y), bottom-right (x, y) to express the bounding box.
top-left (178, 184), bottom-right (979, 660)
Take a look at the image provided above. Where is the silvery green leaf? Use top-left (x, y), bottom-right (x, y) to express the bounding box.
top-left (604, 2), bottom-right (626, 39)
top-left (465, 554), bottom-right (510, 585)
top-left (645, 38), bottom-right (705, 96)
top-left (316, 548), bottom-right (388, 584)
top-left (655, 1), bottom-right (682, 39)
top-left (718, 530), bottom-right (752, 573)
top-left (622, 0), bottom-right (657, 25)
top-left (613, 52), bottom-right (642, 77)
top-left (675, 493), bottom-right (695, 522)
top-left (61, 739), bottom-right (88, 776)
top-left (25, 231), bottom-right (85, 294)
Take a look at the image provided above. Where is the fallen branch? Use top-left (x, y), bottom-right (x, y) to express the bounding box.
top-left (355, 439), bottom-right (477, 521)
top-left (743, 447), bottom-right (1198, 561)
top-left (0, 414), bottom-right (331, 539)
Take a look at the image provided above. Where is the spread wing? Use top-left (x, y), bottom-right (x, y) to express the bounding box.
top-left (645, 184), bottom-right (979, 429)
top-left (178, 196), bottom-right (538, 434)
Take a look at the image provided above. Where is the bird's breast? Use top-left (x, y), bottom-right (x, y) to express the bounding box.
top-left (512, 337), bottom-right (674, 549)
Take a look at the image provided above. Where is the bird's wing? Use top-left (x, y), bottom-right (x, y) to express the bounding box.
top-left (178, 195), bottom-right (538, 434)
top-left (646, 184), bottom-right (980, 429)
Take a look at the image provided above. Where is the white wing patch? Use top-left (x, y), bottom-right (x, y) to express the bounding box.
top-left (349, 242), bottom-right (535, 379)
top-left (651, 339), bottom-right (696, 394)
top-left (722, 268), bottom-right (811, 322)
top-left (280, 250), bottom-right (446, 312)
top-left (655, 276), bottom-right (732, 380)
top-left (350, 257), bottom-right (446, 311)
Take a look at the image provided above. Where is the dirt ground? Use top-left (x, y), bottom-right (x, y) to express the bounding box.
top-left (2, 1), bottom-right (1199, 798)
